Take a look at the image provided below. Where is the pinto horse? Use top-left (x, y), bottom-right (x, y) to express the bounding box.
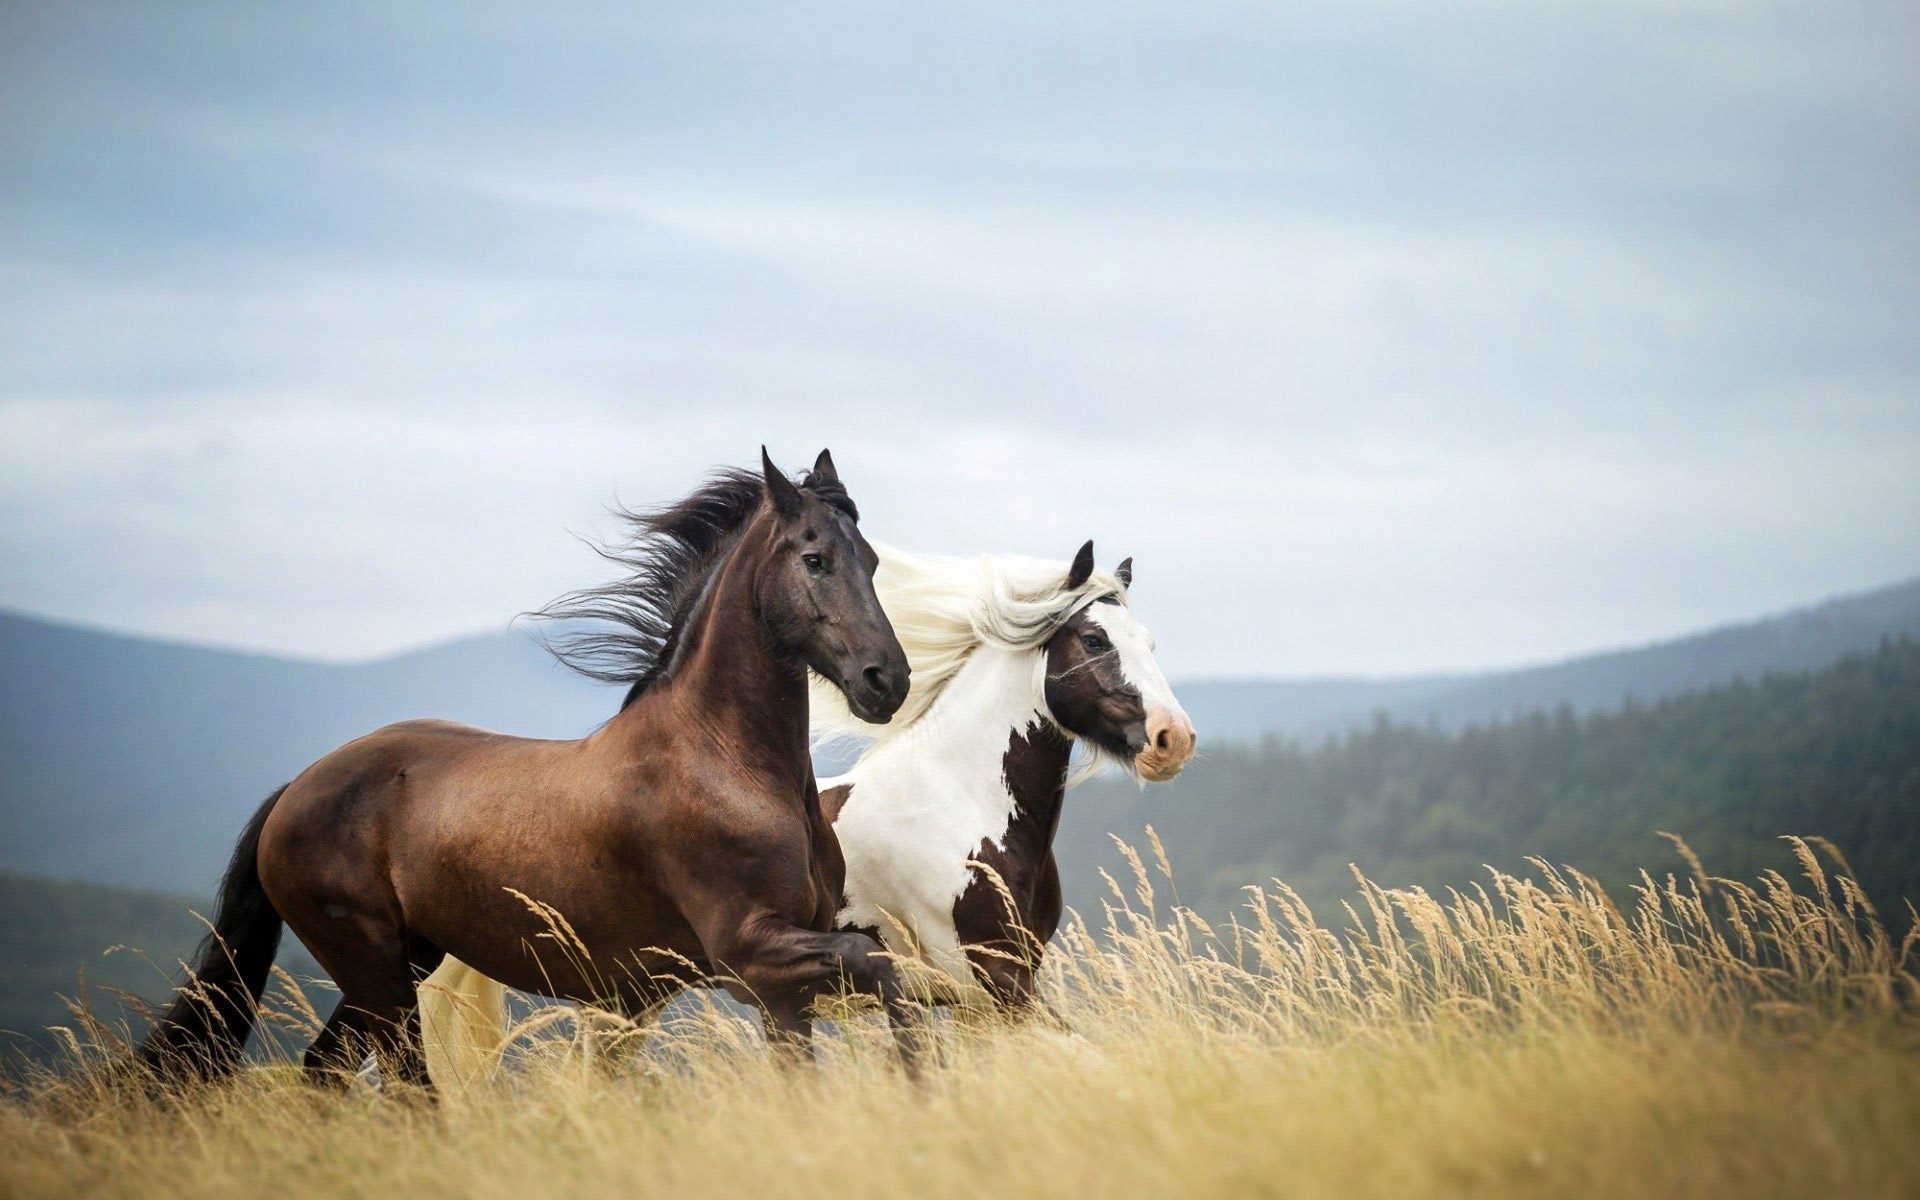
top-left (138, 449), bottom-right (922, 1087)
top-left (822, 539), bottom-right (1196, 1011)
top-left (422, 539), bottom-right (1195, 1080)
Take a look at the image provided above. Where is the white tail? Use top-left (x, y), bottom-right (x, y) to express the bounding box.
top-left (419, 957), bottom-right (509, 1091)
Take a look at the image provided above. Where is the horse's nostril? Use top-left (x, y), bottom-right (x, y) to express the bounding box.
top-left (1155, 728), bottom-right (1171, 751)
top-left (862, 665), bottom-right (889, 692)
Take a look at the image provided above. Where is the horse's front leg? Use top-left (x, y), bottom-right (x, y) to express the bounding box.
top-left (718, 924), bottom-right (929, 1077)
top-left (760, 996), bottom-right (815, 1066)
top-left (966, 948), bottom-right (1078, 1035)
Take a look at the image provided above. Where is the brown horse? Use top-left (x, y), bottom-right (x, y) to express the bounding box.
top-left (138, 449), bottom-right (920, 1086)
top-left (421, 542), bottom-right (1196, 1085)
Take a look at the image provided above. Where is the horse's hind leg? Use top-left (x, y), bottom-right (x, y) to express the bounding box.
top-left (302, 933), bottom-right (439, 1090)
top-left (366, 998), bottom-right (433, 1089)
top-left (305, 1001), bottom-right (374, 1085)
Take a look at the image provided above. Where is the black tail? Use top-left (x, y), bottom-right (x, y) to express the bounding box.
top-left (137, 786), bottom-right (287, 1080)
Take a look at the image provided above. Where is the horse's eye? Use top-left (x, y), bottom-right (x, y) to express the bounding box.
top-left (802, 553), bottom-right (826, 574)
top-left (1080, 633), bottom-right (1110, 654)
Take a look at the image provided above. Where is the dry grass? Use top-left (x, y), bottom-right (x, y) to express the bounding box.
top-left (6, 834), bottom-right (1918, 1200)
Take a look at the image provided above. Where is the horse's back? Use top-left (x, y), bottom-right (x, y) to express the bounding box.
top-left (273, 717), bottom-right (534, 813)
top-left (259, 718), bottom-right (581, 902)
top-left (344, 716), bottom-right (529, 752)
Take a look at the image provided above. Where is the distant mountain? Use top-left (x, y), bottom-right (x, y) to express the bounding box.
top-left (1176, 575), bottom-right (1920, 741)
top-left (1, 573), bottom-right (1916, 896)
top-left (0, 611), bottom-right (620, 893)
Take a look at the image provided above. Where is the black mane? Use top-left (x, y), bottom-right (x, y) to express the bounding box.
top-left (537, 465), bottom-right (855, 708)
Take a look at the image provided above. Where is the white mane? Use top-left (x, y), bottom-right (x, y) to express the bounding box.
top-left (809, 543), bottom-right (1127, 746)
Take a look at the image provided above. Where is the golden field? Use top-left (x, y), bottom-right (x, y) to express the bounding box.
top-left (5, 834), bottom-right (1917, 1200)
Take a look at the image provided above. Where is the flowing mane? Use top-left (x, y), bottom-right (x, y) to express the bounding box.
top-left (809, 544), bottom-right (1126, 745)
top-left (538, 466), bottom-right (857, 707)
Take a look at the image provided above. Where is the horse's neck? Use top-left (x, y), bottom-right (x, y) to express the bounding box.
top-left (871, 646), bottom-right (1074, 836)
top-left (608, 532), bottom-right (811, 784)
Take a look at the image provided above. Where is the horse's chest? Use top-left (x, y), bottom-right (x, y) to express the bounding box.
top-left (830, 767), bottom-right (1018, 972)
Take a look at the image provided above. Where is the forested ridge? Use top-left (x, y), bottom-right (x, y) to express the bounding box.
top-left (1061, 638), bottom-right (1920, 924)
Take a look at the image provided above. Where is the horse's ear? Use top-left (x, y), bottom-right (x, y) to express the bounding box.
top-left (810, 448), bottom-right (839, 484)
top-left (761, 446), bottom-right (803, 517)
top-left (1115, 557), bottom-right (1133, 589)
top-left (1064, 540), bottom-right (1095, 591)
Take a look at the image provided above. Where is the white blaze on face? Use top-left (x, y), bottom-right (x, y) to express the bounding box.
top-left (1082, 603), bottom-right (1196, 780)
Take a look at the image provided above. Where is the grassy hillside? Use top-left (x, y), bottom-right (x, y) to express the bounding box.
top-left (7, 633), bottom-right (1914, 1198)
top-left (1061, 638), bottom-right (1920, 925)
top-left (5, 842), bottom-right (1915, 1200)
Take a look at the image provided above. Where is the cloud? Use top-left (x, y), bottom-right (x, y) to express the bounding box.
top-left (1, 1), bottom-right (1916, 676)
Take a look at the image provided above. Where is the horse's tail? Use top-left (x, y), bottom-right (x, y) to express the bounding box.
top-left (136, 785), bottom-right (287, 1080)
top-left (419, 958), bottom-right (509, 1091)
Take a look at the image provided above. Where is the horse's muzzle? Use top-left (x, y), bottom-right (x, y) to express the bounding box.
top-left (845, 663), bottom-right (908, 724)
top-left (1134, 709), bottom-right (1197, 781)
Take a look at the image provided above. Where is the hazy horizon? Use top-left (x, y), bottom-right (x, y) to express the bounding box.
top-left (4, 3), bottom-right (1917, 677)
top-left (5, 563), bottom-right (1914, 683)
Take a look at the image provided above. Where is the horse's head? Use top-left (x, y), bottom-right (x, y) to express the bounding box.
top-left (1042, 541), bottom-right (1197, 782)
top-left (756, 447), bottom-right (910, 725)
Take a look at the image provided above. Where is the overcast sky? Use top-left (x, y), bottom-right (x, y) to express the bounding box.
top-left (1, 1), bottom-right (1916, 678)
